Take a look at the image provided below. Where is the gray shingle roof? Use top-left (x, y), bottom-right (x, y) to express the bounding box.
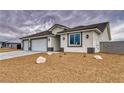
top-left (21, 31), bottom-right (52, 38)
top-left (21, 22), bottom-right (109, 39)
top-left (58, 22), bottom-right (109, 33)
top-left (20, 24), bottom-right (69, 39)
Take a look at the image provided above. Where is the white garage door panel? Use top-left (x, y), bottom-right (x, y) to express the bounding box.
top-left (23, 40), bottom-right (29, 50)
top-left (31, 39), bottom-right (47, 51)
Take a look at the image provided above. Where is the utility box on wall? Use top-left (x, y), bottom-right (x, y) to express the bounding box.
top-left (87, 47), bottom-right (95, 53)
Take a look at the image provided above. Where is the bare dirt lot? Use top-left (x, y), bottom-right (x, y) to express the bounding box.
top-left (0, 52), bottom-right (124, 83)
top-left (0, 48), bottom-right (18, 53)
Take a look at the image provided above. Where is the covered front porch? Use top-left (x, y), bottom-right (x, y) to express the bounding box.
top-left (47, 35), bottom-right (61, 52)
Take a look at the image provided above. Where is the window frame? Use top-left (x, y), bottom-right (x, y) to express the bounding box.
top-left (68, 32), bottom-right (82, 47)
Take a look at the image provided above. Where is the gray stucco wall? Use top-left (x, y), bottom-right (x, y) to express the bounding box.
top-left (100, 41), bottom-right (124, 54)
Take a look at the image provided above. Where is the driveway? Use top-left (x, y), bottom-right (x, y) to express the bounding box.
top-left (0, 51), bottom-right (40, 60)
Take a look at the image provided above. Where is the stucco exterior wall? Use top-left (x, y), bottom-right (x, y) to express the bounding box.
top-left (92, 27), bottom-right (110, 52)
top-left (60, 34), bottom-right (67, 48)
top-left (60, 31), bottom-right (94, 53)
top-left (48, 36), bottom-right (60, 51)
top-left (82, 31), bottom-right (93, 52)
top-left (48, 37), bottom-right (53, 48)
top-left (99, 27), bottom-right (109, 41)
top-left (93, 32), bottom-right (100, 52)
top-left (52, 27), bottom-right (65, 35)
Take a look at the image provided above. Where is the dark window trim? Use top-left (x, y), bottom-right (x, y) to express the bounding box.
top-left (67, 32), bottom-right (82, 47)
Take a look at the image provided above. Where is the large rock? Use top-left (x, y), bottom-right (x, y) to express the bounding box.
top-left (36, 56), bottom-right (46, 64)
top-left (94, 55), bottom-right (103, 60)
top-left (47, 52), bottom-right (53, 55)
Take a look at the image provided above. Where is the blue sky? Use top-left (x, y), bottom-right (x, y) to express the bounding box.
top-left (0, 10), bottom-right (124, 41)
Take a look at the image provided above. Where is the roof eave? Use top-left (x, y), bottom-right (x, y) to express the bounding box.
top-left (106, 23), bottom-right (111, 40)
top-left (21, 34), bottom-right (54, 40)
top-left (57, 28), bottom-right (102, 35)
top-left (95, 28), bottom-right (102, 34)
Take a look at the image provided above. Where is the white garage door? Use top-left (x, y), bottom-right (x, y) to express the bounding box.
top-left (23, 40), bottom-right (29, 51)
top-left (31, 38), bottom-right (47, 51)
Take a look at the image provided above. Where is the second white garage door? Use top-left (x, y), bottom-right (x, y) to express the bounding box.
top-left (31, 38), bottom-right (47, 51)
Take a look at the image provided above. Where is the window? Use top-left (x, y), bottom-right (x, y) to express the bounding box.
top-left (69, 33), bottom-right (81, 46)
top-left (70, 34), bottom-right (74, 44)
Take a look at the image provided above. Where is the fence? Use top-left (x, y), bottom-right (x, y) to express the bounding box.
top-left (100, 41), bottom-right (124, 54)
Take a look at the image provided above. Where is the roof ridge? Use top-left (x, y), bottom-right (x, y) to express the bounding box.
top-left (72, 22), bottom-right (109, 28)
top-left (81, 22), bottom-right (109, 26)
top-left (87, 21), bottom-right (109, 25)
top-left (58, 22), bottom-right (109, 34)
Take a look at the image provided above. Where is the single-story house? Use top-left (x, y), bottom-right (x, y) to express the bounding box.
top-left (0, 41), bottom-right (6, 48)
top-left (0, 41), bottom-right (21, 49)
top-left (5, 42), bottom-right (21, 49)
top-left (20, 22), bottom-right (111, 53)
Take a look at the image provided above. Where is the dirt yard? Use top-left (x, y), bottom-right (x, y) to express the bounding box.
top-left (0, 48), bottom-right (18, 53)
top-left (0, 52), bottom-right (124, 83)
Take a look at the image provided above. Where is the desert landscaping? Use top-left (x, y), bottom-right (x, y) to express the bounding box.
top-left (0, 48), bottom-right (17, 53)
top-left (0, 52), bottom-right (124, 83)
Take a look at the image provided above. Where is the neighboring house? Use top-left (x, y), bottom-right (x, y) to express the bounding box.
top-left (0, 41), bottom-right (6, 48)
top-left (5, 42), bottom-right (21, 49)
top-left (20, 22), bottom-right (111, 53)
top-left (0, 42), bottom-right (2, 48)
top-left (0, 41), bottom-right (21, 49)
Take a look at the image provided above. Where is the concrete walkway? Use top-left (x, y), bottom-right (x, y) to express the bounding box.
top-left (0, 51), bottom-right (40, 60)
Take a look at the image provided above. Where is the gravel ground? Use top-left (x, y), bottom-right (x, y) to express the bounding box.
top-left (0, 52), bottom-right (124, 83)
top-left (0, 48), bottom-right (17, 53)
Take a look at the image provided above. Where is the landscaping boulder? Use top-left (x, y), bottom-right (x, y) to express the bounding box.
top-left (47, 52), bottom-right (53, 55)
top-left (36, 56), bottom-right (46, 64)
top-left (94, 55), bottom-right (103, 60)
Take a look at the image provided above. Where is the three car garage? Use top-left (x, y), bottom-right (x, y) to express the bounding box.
top-left (23, 38), bottom-right (48, 52)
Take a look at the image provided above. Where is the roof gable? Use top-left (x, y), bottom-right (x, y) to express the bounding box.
top-left (21, 24), bottom-right (69, 39)
top-left (48, 24), bottom-right (69, 31)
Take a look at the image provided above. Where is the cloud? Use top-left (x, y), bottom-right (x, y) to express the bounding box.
top-left (111, 22), bottom-right (124, 40)
top-left (112, 23), bottom-right (124, 33)
top-left (0, 10), bottom-right (124, 41)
